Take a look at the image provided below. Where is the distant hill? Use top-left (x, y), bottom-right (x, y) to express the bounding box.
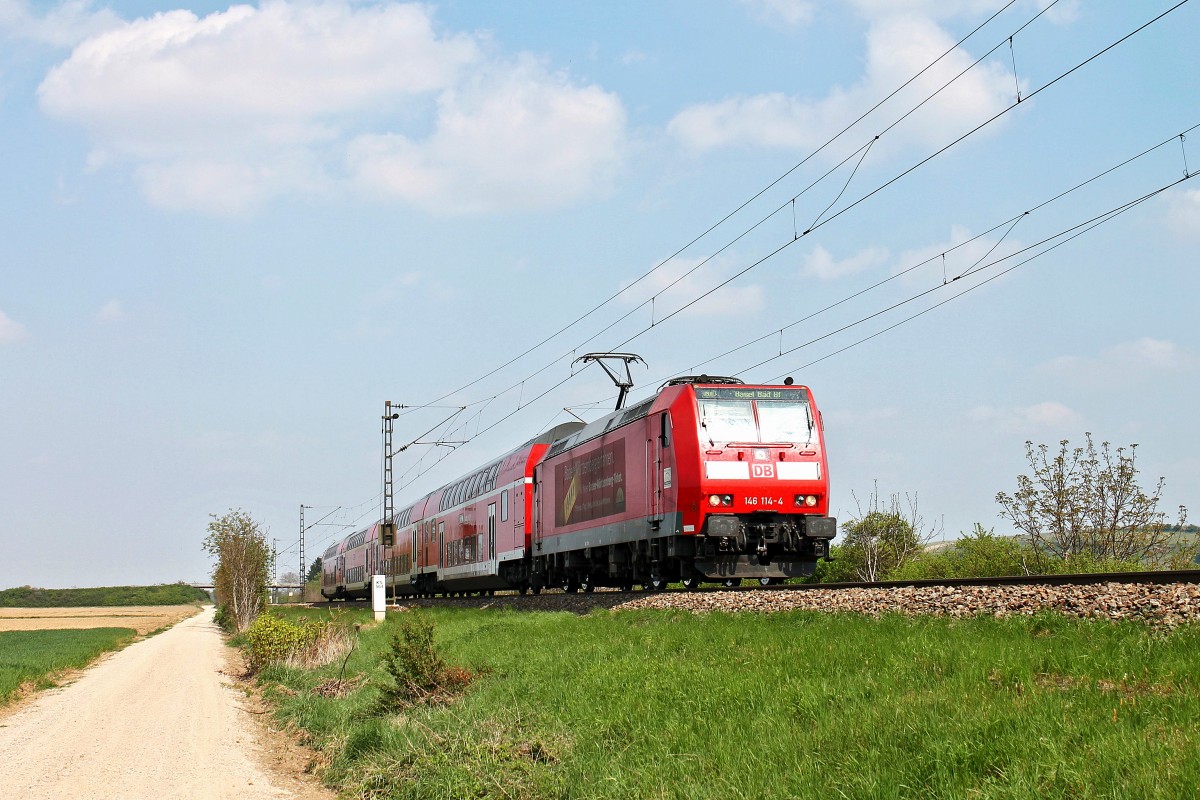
top-left (0, 584), bottom-right (211, 608)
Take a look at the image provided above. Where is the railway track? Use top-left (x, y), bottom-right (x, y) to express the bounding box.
top-left (312, 570), bottom-right (1200, 626)
top-left (762, 568), bottom-right (1200, 592)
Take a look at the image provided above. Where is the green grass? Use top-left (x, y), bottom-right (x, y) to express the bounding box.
top-left (0, 583), bottom-right (211, 607)
top-left (0, 628), bottom-right (137, 703)
top-left (255, 607), bottom-right (1200, 799)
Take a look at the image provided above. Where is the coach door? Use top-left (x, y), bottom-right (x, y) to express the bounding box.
top-left (488, 503), bottom-right (497, 561)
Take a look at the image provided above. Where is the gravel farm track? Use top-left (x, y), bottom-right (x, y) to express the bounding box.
top-left (0, 606), bottom-right (333, 800)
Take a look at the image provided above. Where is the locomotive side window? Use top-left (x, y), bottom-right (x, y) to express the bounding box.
top-left (757, 400), bottom-right (813, 443)
top-left (501, 489), bottom-right (509, 522)
top-left (698, 399), bottom-right (757, 443)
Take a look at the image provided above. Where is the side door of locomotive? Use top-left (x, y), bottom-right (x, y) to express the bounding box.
top-left (649, 411), bottom-right (672, 524)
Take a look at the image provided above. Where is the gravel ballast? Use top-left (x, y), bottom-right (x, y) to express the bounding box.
top-left (396, 582), bottom-right (1200, 626)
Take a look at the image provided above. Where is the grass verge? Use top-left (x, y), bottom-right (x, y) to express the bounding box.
top-left (0, 627), bottom-right (137, 704)
top-left (254, 606), bottom-right (1200, 799)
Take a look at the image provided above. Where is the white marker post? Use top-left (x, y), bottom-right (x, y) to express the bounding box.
top-left (371, 574), bottom-right (386, 622)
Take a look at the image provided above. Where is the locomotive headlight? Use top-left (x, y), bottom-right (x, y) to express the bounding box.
top-left (795, 494), bottom-right (819, 507)
top-left (722, 494), bottom-right (734, 506)
top-left (709, 494), bottom-right (722, 507)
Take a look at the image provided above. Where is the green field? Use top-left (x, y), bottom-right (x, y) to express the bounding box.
top-left (0, 628), bottom-right (137, 703)
top-left (0, 583), bottom-right (211, 608)
top-left (253, 606), bottom-right (1200, 799)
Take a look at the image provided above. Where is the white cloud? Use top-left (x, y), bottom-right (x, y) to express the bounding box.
top-left (96, 299), bottom-right (126, 324)
top-left (1165, 187), bottom-right (1200, 239)
top-left (0, 0), bottom-right (121, 47)
top-left (347, 57), bottom-right (625, 213)
top-left (738, 0), bottom-right (816, 28)
top-left (619, 256), bottom-right (764, 319)
top-left (36, 2), bottom-right (626, 215)
top-left (801, 244), bottom-right (889, 280)
top-left (967, 401), bottom-right (1082, 431)
top-left (668, 7), bottom-right (1012, 156)
top-left (0, 309), bottom-right (29, 343)
top-left (1043, 338), bottom-right (1199, 381)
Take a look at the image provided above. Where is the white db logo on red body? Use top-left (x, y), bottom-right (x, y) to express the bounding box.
top-left (751, 464), bottom-right (775, 478)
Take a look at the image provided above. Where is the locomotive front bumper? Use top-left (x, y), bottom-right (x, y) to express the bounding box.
top-left (693, 513), bottom-right (837, 577)
top-left (693, 554), bottom-right (819, 579)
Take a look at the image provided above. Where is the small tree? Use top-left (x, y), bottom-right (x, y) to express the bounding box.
top-left (839, 487), bottom-right (942, 581)
top-left (996, 434), bottom-right (1189, 568)
top-left (306, 556), bottom-right (323, 583)
top-left (202, 509), bottom-right (271, 632)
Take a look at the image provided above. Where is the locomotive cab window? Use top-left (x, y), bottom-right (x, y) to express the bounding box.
top-left (698, 391), bottom-right (814, 445)
top-left (757, 400), bottom-right (814, 444)
top-left (698, 399), bottom-right (757, 443)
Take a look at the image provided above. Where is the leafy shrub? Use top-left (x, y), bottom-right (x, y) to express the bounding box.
top-left (375, 614), bottom-right (475, 711)
top-left (807, 544), bottom-right (862, 583)
top-left (213, 604), bottom-right (233, 632)
top-left (241, 613), bottom-right (345, 673)
top-left (892, 525), bottom-right (1147, 580)
top-left (891, 525), bottom-right (1033, 579)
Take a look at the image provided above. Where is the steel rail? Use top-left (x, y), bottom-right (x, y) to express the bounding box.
top-left (759, 569), bottom-right (1200, 593)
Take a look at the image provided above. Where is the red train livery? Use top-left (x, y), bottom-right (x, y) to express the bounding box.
top-left (322, 376), bottom-right (835, 598)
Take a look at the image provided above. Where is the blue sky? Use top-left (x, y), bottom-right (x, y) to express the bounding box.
top-left (1, 0), bottom-right (1196, 588)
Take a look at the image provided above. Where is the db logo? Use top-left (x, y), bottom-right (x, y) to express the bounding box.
top-left (751, 464), bottom-right (775, 478)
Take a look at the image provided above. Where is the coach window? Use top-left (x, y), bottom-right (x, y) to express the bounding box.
top-left (501, 489), bottom-right (510, 522)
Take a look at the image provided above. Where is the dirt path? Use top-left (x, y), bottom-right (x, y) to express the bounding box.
top-left (0, 606), bottom-right (332, 800)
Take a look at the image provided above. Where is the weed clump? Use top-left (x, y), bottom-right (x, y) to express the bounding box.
top-left (375, 614), bottom-right (475, 711)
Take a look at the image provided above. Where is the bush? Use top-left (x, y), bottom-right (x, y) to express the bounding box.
top-left (241, 613), bottom-right (345, 673)
top-left (892, 525), bottom-right (1148, 580)
top-left (891, 525), bottom-right (1033, 579)
top-left (375, 614), bottom-right (474, 711)
top-left (806, 545), bottom-right (862, 583)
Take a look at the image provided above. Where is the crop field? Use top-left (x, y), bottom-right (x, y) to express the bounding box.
top-left (253, 605), bottom-right (1200, 800)
top-left (0, 627), bottom-right (137, 704)
top-left (0, 605), bottom-right (203, 634)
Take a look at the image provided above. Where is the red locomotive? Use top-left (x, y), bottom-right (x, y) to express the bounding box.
top-left (322, 376), bottom-right (835, 598)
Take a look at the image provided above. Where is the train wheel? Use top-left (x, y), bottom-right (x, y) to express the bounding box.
top-left (682, 577), bottom-right (701, 590)
top-left (758, 577), bottom-right (781, 586)
top-left (580, 578), bottom-right (595, 593)
top-left (531, 585), bottom-right (542, 595)
top-left (650, 577), bottom-right (669, 592)
top-left (722, 578), bottom-right (742, 588)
